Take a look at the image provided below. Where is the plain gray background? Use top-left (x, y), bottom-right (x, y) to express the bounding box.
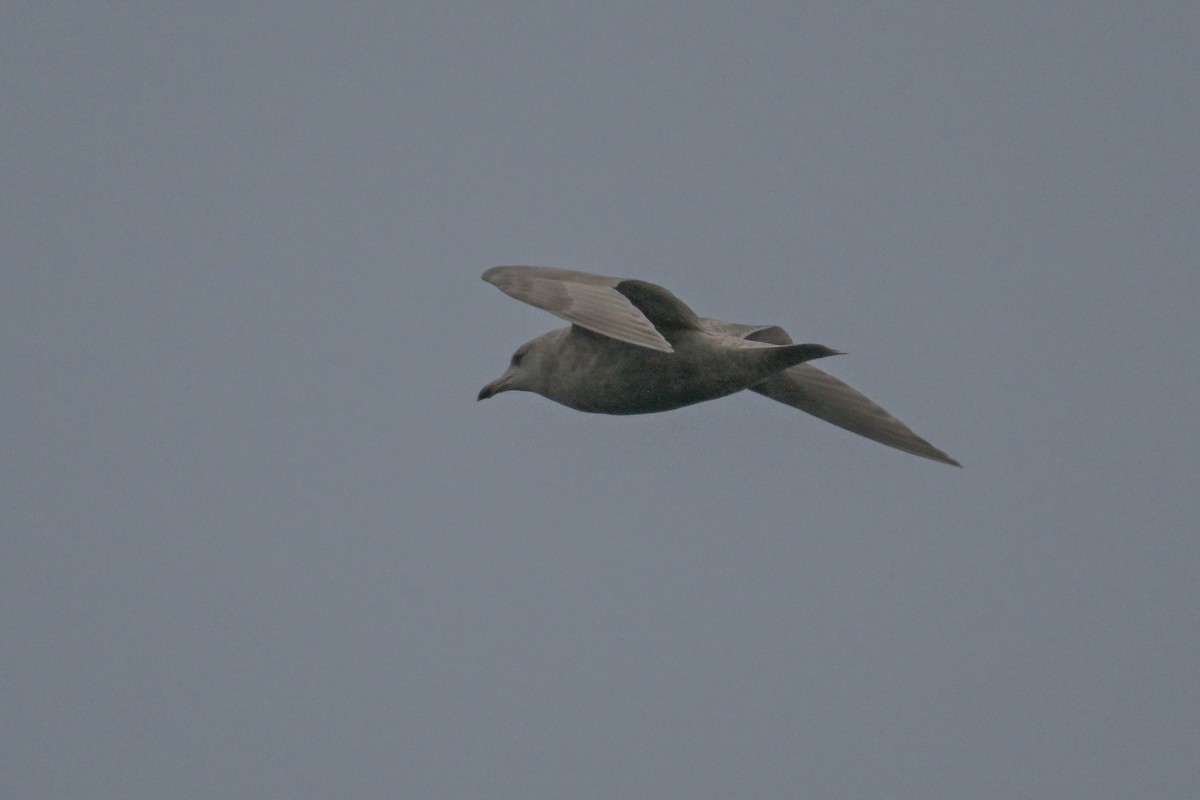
top-left (4, 3), bottom-right (1197, 798)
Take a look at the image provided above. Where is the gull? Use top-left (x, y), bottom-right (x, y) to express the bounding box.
top-left (478, 266), bottom-right (959, 466)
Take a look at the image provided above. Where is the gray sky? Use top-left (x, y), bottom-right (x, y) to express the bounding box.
top-left (4, 3), bottom-right (1197, 798)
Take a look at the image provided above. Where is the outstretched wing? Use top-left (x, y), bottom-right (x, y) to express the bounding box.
top-left (754, 364), bottom-right (961, 466)
top-left (483, 266), bottom-right (701, 353)
top-left (702, 318), bottom-right (960, 466)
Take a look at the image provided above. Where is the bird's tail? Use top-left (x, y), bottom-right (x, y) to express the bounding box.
top-left (765, 343), bottom-right (844, 372)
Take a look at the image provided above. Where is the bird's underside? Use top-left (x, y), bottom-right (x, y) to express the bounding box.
top-left (532, 324), bottom-right (843, 416)
top-left (479, 265), bottom-right (960, 467)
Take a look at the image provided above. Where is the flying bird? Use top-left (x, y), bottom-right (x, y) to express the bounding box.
top-left (478, 266), bottom-right (959, 466)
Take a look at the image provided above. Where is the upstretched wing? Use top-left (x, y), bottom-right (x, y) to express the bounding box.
top-left (482, 266), bottom-right (702, 353)
top-left (703, 319), bottom-right (961, 466)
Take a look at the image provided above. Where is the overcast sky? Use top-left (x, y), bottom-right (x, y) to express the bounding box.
top-left (4, 4), bottom-right (1198, 799)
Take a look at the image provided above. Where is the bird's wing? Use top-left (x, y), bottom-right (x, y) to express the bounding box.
top-left (700, 318), bottom-right (960, 466)
top-left (753, 364), bottom-right (961, 466)
top-left (483, 266), bottom-right (702, 353)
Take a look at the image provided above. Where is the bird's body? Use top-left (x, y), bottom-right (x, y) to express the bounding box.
top-left (478, 265), bottom-right (960, 466)
top-left (520, 325), bottom-right (838, 415)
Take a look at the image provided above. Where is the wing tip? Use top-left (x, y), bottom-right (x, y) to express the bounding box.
top-left (481, 265), bottom-right (512, 285)
top-left (929, 452), bottom-right (963, 468)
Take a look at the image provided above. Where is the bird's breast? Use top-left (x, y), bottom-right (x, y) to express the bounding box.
top-left (539, 329), bottom-right (765, 415)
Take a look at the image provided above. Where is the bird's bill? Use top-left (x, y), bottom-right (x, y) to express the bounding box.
top-left (477, 370), bottom-right (513, 401)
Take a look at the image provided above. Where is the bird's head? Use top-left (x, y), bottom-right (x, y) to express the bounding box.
top-left (477, 336), bottom-right (551, 401)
